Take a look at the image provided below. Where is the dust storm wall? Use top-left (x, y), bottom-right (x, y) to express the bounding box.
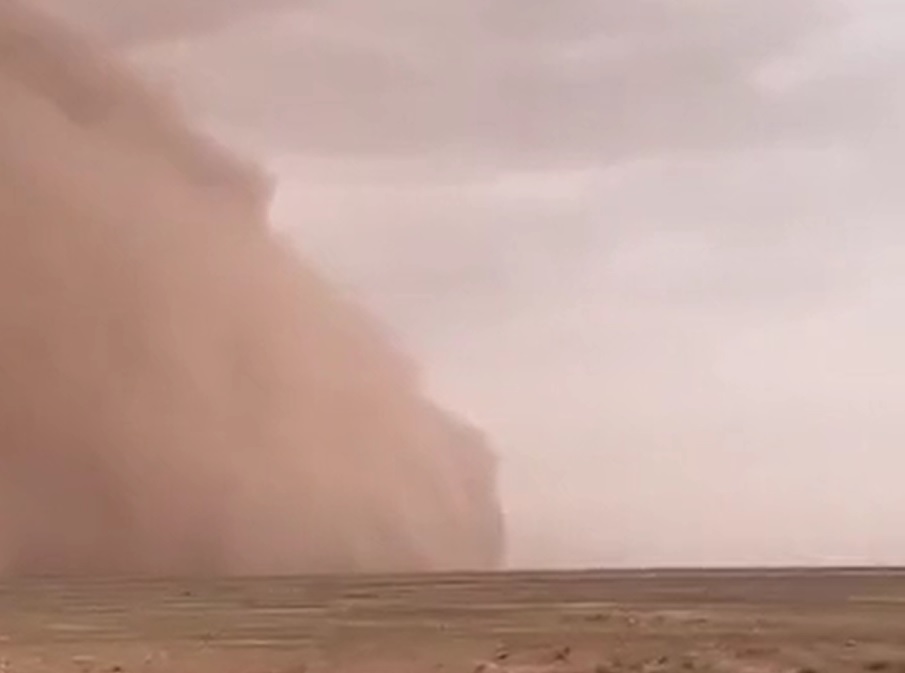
top-left (0, 0), bottom-right (505, 575)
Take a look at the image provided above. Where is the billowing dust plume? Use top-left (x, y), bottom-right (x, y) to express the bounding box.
top-left (0, 0), bottom-right (505, 575)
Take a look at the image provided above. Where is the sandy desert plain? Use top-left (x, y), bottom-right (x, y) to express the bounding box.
top-left (0, 569), bottom-right (904, 673)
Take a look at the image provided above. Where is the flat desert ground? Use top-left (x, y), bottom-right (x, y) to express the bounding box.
top-left (1, 569), bottom-right (904, 673)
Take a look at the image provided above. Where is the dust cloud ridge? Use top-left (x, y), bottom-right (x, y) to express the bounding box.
top-left (0, 0), bottom-right (504, 576)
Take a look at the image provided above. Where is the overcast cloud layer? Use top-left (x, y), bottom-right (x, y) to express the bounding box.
top-left (40, 0), bottom-right (905, 567)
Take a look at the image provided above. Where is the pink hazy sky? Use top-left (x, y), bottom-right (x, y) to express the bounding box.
top-left (36, 0), bottom-right (905, 568)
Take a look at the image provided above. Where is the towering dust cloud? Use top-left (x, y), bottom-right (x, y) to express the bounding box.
top-left (0, 0), bottom-right (504, 575)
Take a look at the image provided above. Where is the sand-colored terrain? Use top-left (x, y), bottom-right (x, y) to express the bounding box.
top-left (1, 570), bottom-right (904, 672)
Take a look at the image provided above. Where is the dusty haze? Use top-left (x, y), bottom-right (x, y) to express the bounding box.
top-left (17, 0), bottom-right (905, 569)
top-left (0, 0), bottom-right (504, 575)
